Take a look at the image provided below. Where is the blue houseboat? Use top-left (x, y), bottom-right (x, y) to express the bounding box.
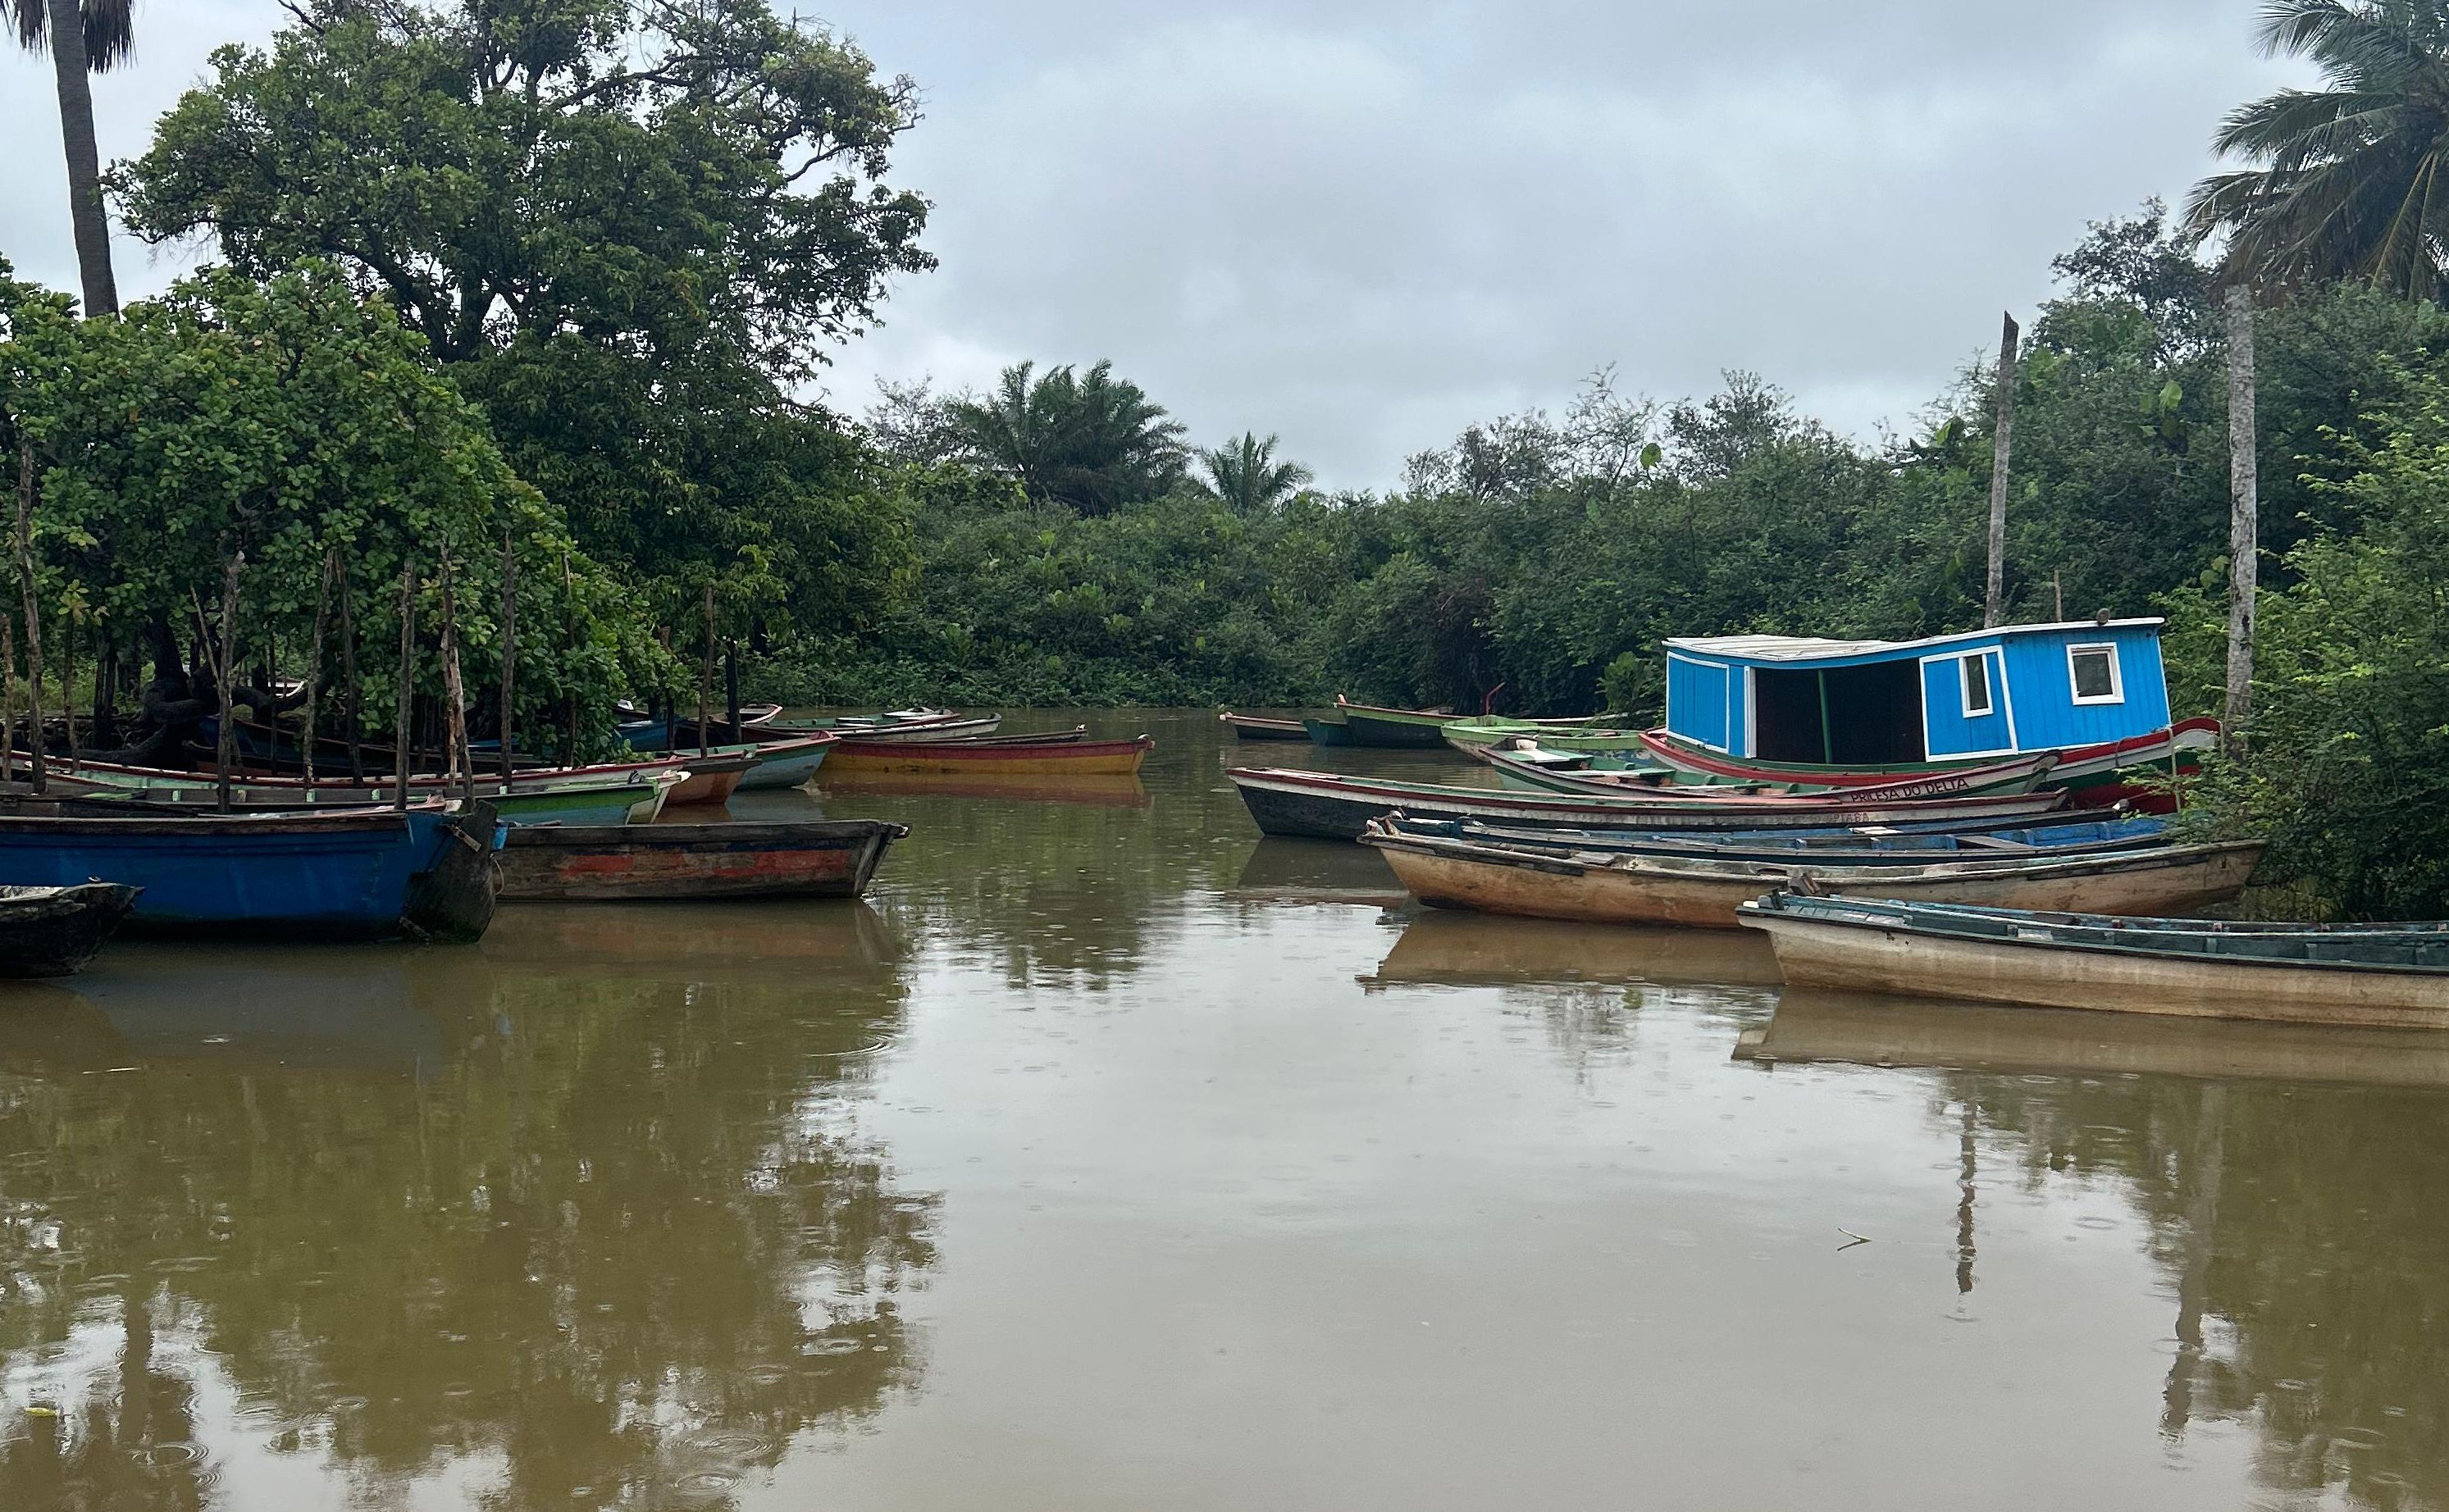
top-left (1661, 618), bottom-right (2174, 764)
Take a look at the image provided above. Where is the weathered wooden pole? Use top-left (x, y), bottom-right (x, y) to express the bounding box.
top-left (499, 533), bottom-right (518, 780)
top-left (213, 554), bottom-right (243, 814)
top-left (440, 553), bottom-right (473, 804)
top-left (59, 603), bottom-right (75, 772)
top-left (14, 446), bottom-right (47, 793)
top-left (1983, 312), bottom-right (2019, 629)
top-left (2223, 286), bottom-right (2258, 758)
top-left (561, 553), bottom-right (580, 767)
top-left (725, 637), bottom-right (741, 740)
top-left (303, 549), bottom-right (335, 790)
top-left (336, 558), bottom-right (364, 783)
top-left (699, 583), bottom-right (715, 758)
top-left (395, 562), bottom-right (417, 811)
top-left (2, 613), bottom-right (16, 785)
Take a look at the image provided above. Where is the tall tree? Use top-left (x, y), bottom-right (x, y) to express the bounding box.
top-left (2, 0), bottom-right (130, 317)
top-left (2185, 0), bottom-right (2449, 298)
top-left (944, 360), bottom-right (1187, 514)
top-left (1200, 431), bottom-right (1313, 514)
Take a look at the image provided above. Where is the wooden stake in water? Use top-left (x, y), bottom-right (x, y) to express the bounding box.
top-left (1, 612), bottom-right (15, 786)
top-left (14, 445), bottom-right (47, 794)
top-left (60, 603), bottom-right (75, 773)
top-left (561, 553), bottom-right (579, 767)
top-left (396, 562), bottom-right (417, 811)
top-left (214, 553), bottom-right (243, 814)
top-left (499, 532), bottom-right (518, 781)
top-left (304, 549), bottom-right (335, 790)
top-left (337, 558), bottom-right (364, 783)
top-left (1983, 311), bottom-right (2019, 630)
top-left (699, 583), bottom-right (714, 758)
top-left (2224, 285), bottom-right (2259, 758)
top-left (440, 552), bottom-right (473, 804)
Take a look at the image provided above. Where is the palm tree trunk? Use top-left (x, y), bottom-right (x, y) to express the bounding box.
top-left (44, 0), bottom-right (119, 318)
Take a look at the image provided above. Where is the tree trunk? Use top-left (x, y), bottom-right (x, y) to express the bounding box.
top-left (699, 584), bottom-right (714, 758)
top-left (2224, 286), bottom-right (2257, 757)
top-left (43, 0), bottom-right (119, 319)
top-left (15, 446), bottom-right (47, 793)
top-left (499, 534), bottom-right (518, 780)
top-left (395, 564), bottom-right (416, 810)
top-left (439, 553), bottom-right (472, 804)
top-left (213, 555), bottom-right (242, 813)
top-left (1983, 312), bottom-right (2018, 629)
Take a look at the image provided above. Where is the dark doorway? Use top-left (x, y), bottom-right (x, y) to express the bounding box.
top-left (1751, 661), bottom-right (1926, 764)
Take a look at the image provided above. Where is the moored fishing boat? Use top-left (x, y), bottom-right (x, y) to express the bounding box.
top-left (729, 732), bottom-right (837, 790)
top-left (831, 713), bottom-right (1004, 743)
top-left (1227, 767), bottom-right (2073, 842)
top-left (1302, 715), bottom-right (1356, 746)
top-left (1639, 718), bottom-right (2219, 811)
top-left (1220, 712), bottom-right (1311, 741)
top-left (499, 819), bottom-right (908, 900)
top-left (1484, 746), bottom-right (2063, 799)
top-left (1361, 821), bottom-right (2262, 930)
top-left (823, 733), bottom-right (1153, 776)
top-left (1738, 895), bottom-right (2449, 1031)
top-left (0, 803), bottom-right (500, 939)
top-left (1333, 697), bottom-right (1457, 749)
top-left (0, 883), bottom-right (141, 977)
top-left (53, 767), bottom-right (682, 827)
top-left (1439, 716), bottom-right (1646, 755)
top-left (1380, 813), bottom-right (2171, 868)
top-left (668, 754), bottom-right (754, 804)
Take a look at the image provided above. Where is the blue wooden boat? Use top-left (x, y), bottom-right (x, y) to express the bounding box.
top-left (0, 803), bottom-right (501, 940)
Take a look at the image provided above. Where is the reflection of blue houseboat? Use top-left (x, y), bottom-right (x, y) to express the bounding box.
top-left (1662, 619), bottom-right (2175, 763)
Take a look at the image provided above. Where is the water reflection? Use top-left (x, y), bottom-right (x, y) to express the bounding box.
top-left (0, 899), bottom-right (934, 1510)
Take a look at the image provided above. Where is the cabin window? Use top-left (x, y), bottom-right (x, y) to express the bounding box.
top-left (2068, 643), bottom-right (2123, 704)
top-left (1959, 653), bottom-right (1993, 717)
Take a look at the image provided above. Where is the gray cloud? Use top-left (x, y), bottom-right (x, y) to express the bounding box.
top-left (2, 2), bottom-right (2306, 487)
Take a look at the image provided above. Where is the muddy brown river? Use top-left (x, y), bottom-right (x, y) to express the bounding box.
top-left (0, 709), bottom-right (2442, 1509)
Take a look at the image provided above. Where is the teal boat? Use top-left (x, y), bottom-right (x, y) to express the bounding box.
top-left (59, 767), bottom-right (680, 827)
top-left (1302, 715), bottom-right (1357, 746)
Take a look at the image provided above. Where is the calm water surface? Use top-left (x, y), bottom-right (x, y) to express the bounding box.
top-left (2, 709), bottom-right (2445, 1510)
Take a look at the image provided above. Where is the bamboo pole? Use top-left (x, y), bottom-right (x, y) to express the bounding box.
top-left (303, 549), bottom-right (335, 790)
top-left (699, 584), bottom-right (714, 758)
top-left (2224, 285), bottom-right (2258, 758)
top-left (395, 562), bottom-right (416, 811)
top-left (499, 532), bottom-right (518, 781)
top-left (213, 554), bottom-right (242, 814)
top-left (440, 553), bottom-right (472, 804)
top-left (15, 445), bottom-right (47, 793)
top-left (1983, 312), bottom-right (2019, 629)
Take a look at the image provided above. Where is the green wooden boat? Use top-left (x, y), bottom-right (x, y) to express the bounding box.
top-left (1302, 715), bottom-right (1357, 746)
top-left (1334, 697), bottom-right (1457, 749)
top-left (1439, 716), bottom-right (1649, 755)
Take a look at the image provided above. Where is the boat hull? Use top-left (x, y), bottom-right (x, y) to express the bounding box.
top-left (1639, 718), bottom-right (2219, 813)
top-left (1220, 713), bottom-right (1311, 741)
top-left (1302, 718), bottom-right (1356, 747)
top-left (1335, 702), bottom-right (1453, 748)
top-left (668, 758), bottom-right (752, 805)
top-left (1364, 832), bottom-right (2263, 930)
top-left (0, 882), bottom-right (140, 976)
top-left (822, 735), bottom-right (1152, 776)
top-left (732, 735), bottom-right (837, 790)
top-left (499, 820), bottom-right (907, 900)
top-left (1746, 910), bottom-right (2449, 1029)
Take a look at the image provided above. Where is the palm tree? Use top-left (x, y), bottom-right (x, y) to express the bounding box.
top-left (944, 359), bottom-right (1187, 514)
top-left (2, 0), bottom-right (130, 317)
top-left (1200, 431), bottom-right (1313, 513)
top-left (2184, 0), bottom-right (2449, 299)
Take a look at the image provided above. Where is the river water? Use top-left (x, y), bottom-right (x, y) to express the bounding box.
top-left (0, 708), bottom-right (2443, 1510)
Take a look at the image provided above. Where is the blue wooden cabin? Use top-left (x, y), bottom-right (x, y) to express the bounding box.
top-left (1661, 619), bottom-right (2172, 763)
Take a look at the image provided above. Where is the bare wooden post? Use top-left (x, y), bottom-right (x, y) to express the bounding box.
top-left (725, 637), bottom-right (740, 741)
top-left (213, 554), bottom-right (243, 814)
top-left (2052, 571), bottom-right (2064, 622)
top-left (499, 533), bottom-right (518, 781)
top-left (2224, 285), bottom-right (2258, 756)
top-left (1983, 312), bottom-right (2019, 629)
top-left (14, 446), bottom-right (47, 793)
top-left (395, 562), bottom-right (417, 811)
top-left (699, 583), bottom-right (715, 758)
top-left (336, 559), bottom-right (364, 783)
top-left (1, 613), bottom-right (15, 785)
top-left (561, 553), bottom-right (579, 767)
top-left (59, 603), bottom-right (75, 772)
top-left (303, 549), bottom-right (335, 790)
top-left (440, 553), bottom-right (473, 804)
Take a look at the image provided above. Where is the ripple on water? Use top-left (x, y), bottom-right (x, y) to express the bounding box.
top-left (675, 1470), bottom-right (741, 1498)
top-left (137, 1441), bottom-right (207, 1468)
top-left (683, 1429), bottom-right (775, 1459)
top-left (801, 1336), bottom-right (866, 1357)
top-left (2073, 1216), bottom-right (2120, 1231)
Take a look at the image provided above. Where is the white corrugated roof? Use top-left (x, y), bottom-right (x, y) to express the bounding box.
top-left (1665, 618), bottom-right (2163, 663)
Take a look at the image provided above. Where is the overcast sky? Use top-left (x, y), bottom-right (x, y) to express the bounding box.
top-left (1, 1), bottom-right (2303, 487)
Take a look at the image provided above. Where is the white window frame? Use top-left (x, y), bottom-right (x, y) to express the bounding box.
top-left (1958, 651), bottom-right (1994, 717)
top-left (2067, 642), bottom-right (2124, 705)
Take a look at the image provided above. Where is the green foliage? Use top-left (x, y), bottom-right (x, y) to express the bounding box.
top-left (939, 361), bottom-right (1188, 515)
top-left (1199, 431), bottom-right (1313, 514)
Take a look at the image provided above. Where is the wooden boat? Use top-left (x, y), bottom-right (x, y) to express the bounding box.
top-left (613, 704), bottom-right (786, 749)
top-left (1382, 813), bottom-right (2173, 868)
top-left (668, 754), bottom-right (754, 804)
top-left (499, 819), bottom-right (908, 900)
top-left (1738, 895), bottom-right (2449, 1030)
top-left (1361, 822), bottom-right (2263, 930)
top-left (832, 714), bottom-right (1004, 743)
top-left (946, 726), bottom-right (1091, 746)
top-left (1228, 766), bottom-right (2073, 842)
top-left (1333, 697), bottom-right (1457, 749)
top-left (51, 767), bottom-right (682, 827)
top-left (823, 733), bottom-right (1153, 776)
top-left (0, 882), bottom-right (140, 977)
top-left (1220, 712), bottom-right (1311, 742)
top-left (1485, 746), bottom-right (2062, 799)
top-left (0, 803), bottom-right (499, 939)
top-left (728, 732), bottom-right (837, 790)
top-left (1439, 717), bottom-right (1649, 756)
top-left (1302, 716), bottom-right (1356, 746)
top-left (1640, 717), bottom-right (2220, 813)
top-left (89, 749), bottom-right (695, 795)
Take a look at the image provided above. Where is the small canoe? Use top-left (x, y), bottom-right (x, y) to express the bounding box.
top-left (732, 733), bottom-right (837, 790)
top-left (48, 768), bottom-right (682, 827)
top-left (0, 804), bottom-right (500, 939)
top-left (1302, 717), bottom-right (1357, 747)
top-left (1220, 713), bottom-right (1311, 741)
top-left (1439, 716), bottom-right (1647, 755)
top-left (1334, 697), bottom-right (1456, 749)
top-left (1382, 813), bottom-right (2173, 867)
top-left (947, 726), bottom-right (1092, 747)
top-left (1228, 767), bottom-right (2072, 841)
top-left (1485, 747), bottom-right (2062, 799)
top-left (0, 882), bottom-right (140, 976)
top-left (1361, 821), bottom-right (2263, 930)
top-left (1640, 718), bottom-right (2220, 813)
top-left (499, 819), bottom-right (908, 900)
top-left (832, 714), bottom-right (1004, 744)
top-left (87, 751), bottom-right (695, 798)
top-left (668, 755), bottom-right (754, 805)
top-left (823, 734), bottom-right (1152, 776)
top-left (1739, 894), bottom-right (2449, 1031)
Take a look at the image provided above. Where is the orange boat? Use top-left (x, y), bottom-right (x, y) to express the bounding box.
top-left (820, 732), bottom-right (1153, 777)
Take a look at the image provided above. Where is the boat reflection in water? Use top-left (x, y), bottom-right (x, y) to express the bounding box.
top-left (1229, 837), bottom-right (1409, 909)
top-left (0, 899), bottom-right (934, 1512)
top-left (1365, 908), bottom-right (1784, 991)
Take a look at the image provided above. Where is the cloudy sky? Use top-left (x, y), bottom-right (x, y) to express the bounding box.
top-left (1, 1), bottom-right (2303, 486)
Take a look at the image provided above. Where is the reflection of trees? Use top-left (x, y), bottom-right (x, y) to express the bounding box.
top-left (1942, 1071), bottom-right (2449, 1510)
top-left (0, 912), bottom-right (936, 1510)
